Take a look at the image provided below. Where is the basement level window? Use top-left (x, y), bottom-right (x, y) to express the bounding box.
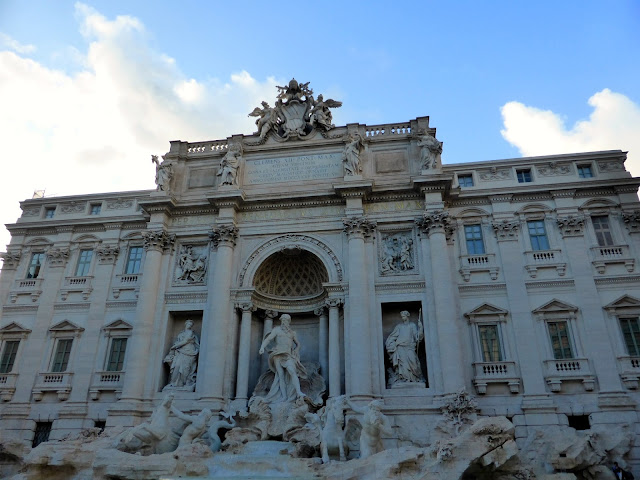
top-left (32, 421), bottom-right (52, 447)
top-left (567, 415), bottom-right (590, 431)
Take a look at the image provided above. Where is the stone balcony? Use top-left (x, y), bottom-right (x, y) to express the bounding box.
top-left (9, 278), bottom-right (43, 303)
top-left (32, 372), bottom-right (74, 401)
top-left (60, 276), bottom-right (93, 301)
top-left (89, 371), bottom-right (124, 400)
top-left (0, 372), bottom-right (18, 401)
top-left (617, 356), bottom-right (640, 389)
top-left (590, 245), bottom-right (635, 274)
top-left (543, 358), bottom-right (595, 392)
top-left (459, 254), bottom-right (499, 282)
top-left (523, 249), bottom-right (567, 278)
top-left (472, 361), bottom-right (520, 394)
top-left (112, 274), bottom-right (141, 299)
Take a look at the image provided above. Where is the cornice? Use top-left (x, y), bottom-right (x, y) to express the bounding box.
top-left (594, 275), bottom-right (640, 286)
top-left (106, 301), bottom-right (138, 309)
top-left (375, 281), bottom-right (426, 293)
top-left (525, 280), bottom-right (575, 290)
top-left (53, 303), bottom-right (91, 311)
top-left (164, 292), bottom-right (208, 304)
top-left (1, 305), bottom-right (39, 313)
top-left (458, 283), bottom-right (507, 294)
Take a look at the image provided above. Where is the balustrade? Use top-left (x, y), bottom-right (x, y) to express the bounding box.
top-left (364, 123), bottom-right (411, 137)
top-left (590, 245), bottom-right (634, 273)
top-left (459, 254), bottom-right (498, 281)
top-left (472, 361), bottom-right (520, 394)
top-left (543, 358), bottom-right (595, 393)
top-left (32, 372), bottom-right (74, 401)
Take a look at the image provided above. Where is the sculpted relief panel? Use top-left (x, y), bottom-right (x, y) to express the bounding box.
top-left (174, 245), bottom-right (208, 285)
top-left (379, 232), bottom-right (416, 275)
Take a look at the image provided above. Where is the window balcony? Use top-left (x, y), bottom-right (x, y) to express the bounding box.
top-left (472, 361), bottom-right (520, 394)
top-left (89, 371), bottom-right (125, 400)
top-left (617, 356), bottom-right (640, 390)
top-left (523, 249), bottom-right (567, 278)
top-left (112, 274), bottom-right (140, 299)
top-left (543, 358), bottom-right (595, 392)
top-left (9, 278), bottom-right (43, 303)
top-left (459, 254), bottom-right (499, 282)
top-left (32, 372), bottom-right (74, 401)
top-left (0, 372), bottom-right (18, 401)
top-left (590, 245), bottom-right (634, 274)
top-left (60, 276), bottom-right (93, 301)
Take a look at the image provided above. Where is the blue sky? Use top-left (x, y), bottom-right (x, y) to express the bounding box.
top-left (0, 1), bottom-right (639, 248)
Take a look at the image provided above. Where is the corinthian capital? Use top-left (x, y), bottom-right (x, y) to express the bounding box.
top-left (622, 211), bottom-right (640, 234)
top-left (46, 247), bottom-right (70, 267)
top-left (343, 216), bottom-right (377, 239)
top-left (142, 230), bottom-right (175, 252)
top-left (492, 220), bottom-right (519, 241)
top-left (0, 250), bottom-right (21, 270)
top-left (416, 210), bottom-right (455, 239)
top-left (556, 215), bottom-right (585, 237)
top-left (210, 224), bottom-right (239, 248)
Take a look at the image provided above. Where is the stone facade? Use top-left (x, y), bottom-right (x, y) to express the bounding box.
top-left (1, 82), bottom-right (640, 476)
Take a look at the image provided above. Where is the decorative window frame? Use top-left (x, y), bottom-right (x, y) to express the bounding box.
top-left (465, 303), bottom-right (519, 394)
top-left (603, 295), bottom-right (640, 390)
top-left (515, 206), bottom-right (566, 277)
top-left (44, 320), bottom-right (84, 373)
top-left (533, 299), bottom-right (595, 393)
top-left (455, 209), bottom-right (498, 282)
top-left (89, 319), bottom-right (132, 400)
top-left (0, 322), bottom-right (32, 401)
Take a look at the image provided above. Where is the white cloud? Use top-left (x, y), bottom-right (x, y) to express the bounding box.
top-left (0, 3), bottom-right (281, 249)
top-left (501, 89), bottom-right (640, 176)
top-left (0, 32), bottom-right (36, 54)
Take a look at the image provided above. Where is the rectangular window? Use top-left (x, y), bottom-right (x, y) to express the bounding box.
top-left (26, 252), bottom-right (45, 279)
top-left (458, 174), bottom-right (474, 187)
top-left (548, 321), bottom-right (573, 359)
top-left (44, 207), bottom-right (56, 219)
top-left (75, 249), bottom-right (93, 276)
top-left (516, 169), bottom-right (532, 183)
top-left (32, 422), bottom-right (52, 448)
top-left (90, 204), bottom-right (101, 215)
top-left (125, 246), bottom-right (143, 274)
top-left (0, 340), bottom-right (20, 374)
top-left (527, 220), bottom-right (550, 250)
top-left (592, 215), bottom-right (614, 246)
top-left (620, 318), bottom-right (640, 357)
top-left (464, 224), bottom-right (485, 255)
top-left (478, 325), bottom-right (502, 362)
top-left (51, 339), bottom-right (73, 372)
top-left (106, 338), bottom-right (127, 371)
top-left (577, 165), bottom-right (593, 178)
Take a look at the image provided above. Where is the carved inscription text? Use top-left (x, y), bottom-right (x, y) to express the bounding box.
top-left (245, 153), bottom-right (342, 185)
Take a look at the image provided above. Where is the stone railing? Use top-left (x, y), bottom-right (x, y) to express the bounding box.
top-left (523, 249), bottom-right (566, 278)
top-left (33, 372), bottom-right (74, 401)
top-left (60, 276), bottom-right (93, 301)
top-left (9, 278), bottom-right (43, 303)
top-left (186, 140), bottom-right (228, 155)
top-left (364, 123), bottom-right (411, 138)
top-left (0, 373), bottom-right (18, 401)
top-left (543, 358), bottom-right (594, 393)
top-left (89, 371), bottom-right (125, 400)
top-left (590, 245), bottom-right (634, 273)
top-left (112, 274), bottom-right (141, 299)
top-left (617, 356), bottom-right (640, 390)
top-left (472, 361), bottom-right (520, 394)
top-left (459, 254), bottom-right (499, 282)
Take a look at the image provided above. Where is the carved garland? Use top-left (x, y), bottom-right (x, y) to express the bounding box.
top-left (238, 234), bottom-right (343, 286)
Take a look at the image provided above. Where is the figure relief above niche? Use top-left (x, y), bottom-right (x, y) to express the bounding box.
top-left (173, 244), bottom-right (208, 286)
top-left (162, 312), bottom-right (202, 392)
top-left (379, 231), bottom-right (416, 275)
top-left (381, 302), bottom-right (427, 389)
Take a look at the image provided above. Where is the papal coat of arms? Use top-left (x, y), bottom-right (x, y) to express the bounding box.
top-left (248, 78), bottom-right (342, 143)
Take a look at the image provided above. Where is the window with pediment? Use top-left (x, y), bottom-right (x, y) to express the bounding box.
top-left (0, 322), bottom-right (31, 374)
top-left (46, 320), bottom-right (84, 373)
top-left (603, 295), bottom-right (640, 390)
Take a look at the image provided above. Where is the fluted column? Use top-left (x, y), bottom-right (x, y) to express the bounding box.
top-left (326, 298), bottom-right (343, 397)
top-left (235, 302), bottom-right (256, 401)
top-left (120, 230), bottom-right (174, 401)
top-left (198, 224), bottom-right (238, 402)
top-left (416, 211), bottom-right (465, 393)
top-left (343, 216), bottom-right (376, 399)
top-left (315, 306), bottom-right (329, 384)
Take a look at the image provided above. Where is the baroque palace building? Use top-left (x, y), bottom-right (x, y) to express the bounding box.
top-left (1, 80), bottom-right (640, 463)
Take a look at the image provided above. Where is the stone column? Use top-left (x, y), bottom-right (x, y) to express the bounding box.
top-left (235, 302), bottom-right (256, 402)
top-left (416, 211), bottom-right (465, 393)
top-left (0, 250), bottom-right (21, 306)
top-left (198, 224), bottom-right (238, 402)
top-left (120, 230), bottom-right (174, 401)
top-left (343, 216), bottom-right (376, 399)
top-left (315, 306), bottom-right (329, 383)
top-left (326, 298), bottom-right (343, 397)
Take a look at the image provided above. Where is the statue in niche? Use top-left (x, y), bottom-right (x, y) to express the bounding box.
top-left (151, 154), bottom-right (173, 192)
top-left (249, 101), bottom-right (280, 140)
top-left (342, 133), bottom-right (363, 176)
top-left (385, 310), bottom-right (424, 386)
top-left (163, 320), bottom-right (199, 391)
top-left (380, 233), bottom-right (415, 274)
top-left (176, 245), bottom-right (207, 284)
top-left (171, 407), bottom-right (213, 448)
top-left (115, 394), bottom-right (180, 455)
top-left (309, 94), bottom-right (342, 131)
top-left (346, 399), bottom-right (392, 459)
top-left (258, 314), bottom-right (307, 404)
top-left (217, 143), bottom-right (242, 186)
top-left (417, 133), bottom-right (443, 170)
